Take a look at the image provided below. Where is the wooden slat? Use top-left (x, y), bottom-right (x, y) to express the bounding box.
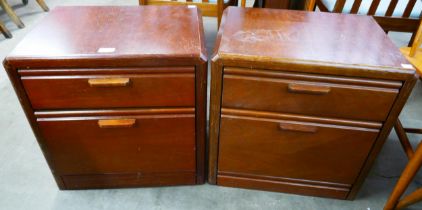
top-left (368, 0), bottom-right (381, 15)
top-left (333, 0), bottom-right (346, 12)
top-left (385, 0), bottom-right (398, 16)
top-left (374, 16), bottom-right (420, 32)
top-left (403, 0), bottom-right (417, 18)
top-left (305, 0), bottom-right (316, 11)
top-left (394, 120), bottom-right (415, 160)
top-left (241, 0), bottom-right (246, 7)
top-left (350, 0), bottom-right (362, 13)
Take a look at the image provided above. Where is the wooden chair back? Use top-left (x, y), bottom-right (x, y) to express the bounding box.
top-left (323, 0), bottom-right (419, 16)
top-left (312, 0), bottom-right (421, 45)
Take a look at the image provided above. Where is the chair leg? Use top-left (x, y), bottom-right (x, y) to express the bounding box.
top-left (35, 0), bottom-right (49, 12)
top-left (0, 20), bottom-right (12, 38)
top-left (0, 0), bottom-right (25, 28)
top-left (384, 143), bottom-right (422, 210)
top-left (395, 120), bottom-right (415, 159)
top-left (396, 187), bottom-right (422, 209)
top-left (22, 0), bottom-right (28, 5)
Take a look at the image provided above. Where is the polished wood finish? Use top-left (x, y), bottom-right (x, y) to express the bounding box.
top-left (20, 68), bottom-right (195, 109)
top-left (218, 112), bottom-right (379, 184)
top-left (222, 69), bottom-right (399, 122)
top-left (0, 19), bottom-right (12, 38)
top-left (210, 7), bottom-right (417, 199)
top-left (0, 0), bottom-right (24, 28)
top-left (3, 6), bottom-right (207, 189)
top-left (36, 110), bottom-right (196, 175)
top-left (314, 0), bottom-right (421, 45)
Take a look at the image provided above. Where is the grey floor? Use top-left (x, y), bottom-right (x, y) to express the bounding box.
top-left (1, 0), bottom-right (422, 209)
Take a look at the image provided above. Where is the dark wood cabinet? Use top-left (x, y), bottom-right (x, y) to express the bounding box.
top-left (3, 6), bottom-right (207, 189)
top-left (209, 7), bottom-right (417, 199)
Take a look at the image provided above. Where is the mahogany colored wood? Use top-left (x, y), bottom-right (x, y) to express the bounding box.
top-left (209, 7), bottom-right (417, 199)
top-left (20, 68), bottom-right (195, 109)
top-left (3, 6), bottom-right (207, 189)
top-left (222, 68), bottom-right (399, 122)
top-left (218, 113), bottom-right (379, 184)
top-left (36, 110), bottom-right (196, 175)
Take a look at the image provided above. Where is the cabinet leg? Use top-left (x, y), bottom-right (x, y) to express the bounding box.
top-left (384, 143), bottom-right (422, 210)
top-left (0, 0), bottom-right (25, 28)
top-left (36, 0), bottom-right (49, 12)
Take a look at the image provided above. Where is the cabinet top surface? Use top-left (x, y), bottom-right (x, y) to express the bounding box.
top-left (216, 7), bottom-right (409, 69)
top-left (7, 6), bottom-right (206, 61)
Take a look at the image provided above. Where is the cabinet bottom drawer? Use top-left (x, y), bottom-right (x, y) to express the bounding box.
top-left (35, 108), bottom-right (196, 176)
top-left (62, 172), bottom-right (196, 189)
top-left (217, 174), bottom-right (349, 199)
top-left (218, 111), bottom-right (380, 186)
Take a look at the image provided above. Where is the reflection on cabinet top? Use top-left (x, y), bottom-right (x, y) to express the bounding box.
top-left (6, 6), bottom-right (206, 64)
top-left (215, 7), bottom-right (411, 70)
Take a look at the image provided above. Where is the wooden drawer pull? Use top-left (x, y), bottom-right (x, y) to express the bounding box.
top-left (88, 78), bottom-right (130, 87)
top-left (288, 83), bottom-right (330, 95)
top-left (279, 122), bottom-right (318, 133)
top-left (98, 119), bottom-right (136, 128)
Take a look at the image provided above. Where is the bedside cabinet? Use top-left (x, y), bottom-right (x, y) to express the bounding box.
top-left (4, 6), bottom-right (207, 189)
top-left (209, 7), bottom-right (417, 199)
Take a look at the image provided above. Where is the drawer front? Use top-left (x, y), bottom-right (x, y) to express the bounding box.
top-left (218, 115), bottom-right (379, 185)
top-left (22, 72), bottom-right (195, 109)
top-left (36, 111), bottom-right (196, 175)
top-left (222, 74), bottom-right (399, 122)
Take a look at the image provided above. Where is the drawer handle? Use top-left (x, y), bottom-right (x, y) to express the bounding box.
top-left (279, 123), bottom-right (318, 133)
top-left (88, 78), bottom-right (130, 87)
top-left (98, 119), bottom-right (136, 128)
top-left (288, 83), bottom-right (330, 95)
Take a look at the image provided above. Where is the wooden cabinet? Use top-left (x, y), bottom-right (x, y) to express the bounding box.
top-left (3, 6), bottom-right (207, 189)
top-left (209, 7), bottom-right (417, 199)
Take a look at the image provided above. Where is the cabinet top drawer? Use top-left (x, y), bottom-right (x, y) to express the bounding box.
top-left (222, 68), bottom-right (400, 122)
top-left (21, 67), bottom-right (195, 110)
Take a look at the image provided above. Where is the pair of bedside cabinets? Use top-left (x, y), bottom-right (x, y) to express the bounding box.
top-left (4, 6), bottom-right (417, 200)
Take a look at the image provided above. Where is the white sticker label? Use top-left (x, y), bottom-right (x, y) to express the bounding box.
top-left (188, 5), bottom-right (197, 8)
top-left (401, 64), bottom-right (415, 69)
top-left (97, 48), bottom-right (116, 53)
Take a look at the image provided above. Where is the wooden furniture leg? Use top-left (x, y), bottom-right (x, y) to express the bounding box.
top-left (0, 19), bottom-right (12, 38)
top-left (395, 120), bottom-right (415, 159)
top-left (384, 143), bottom-right (422, 210)
top-left (0, 0), bottom-right (24, 28)
top-left (35, 0), bottom-right (49, 12)
top-left (139, 0), bottom-right (147, 5)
